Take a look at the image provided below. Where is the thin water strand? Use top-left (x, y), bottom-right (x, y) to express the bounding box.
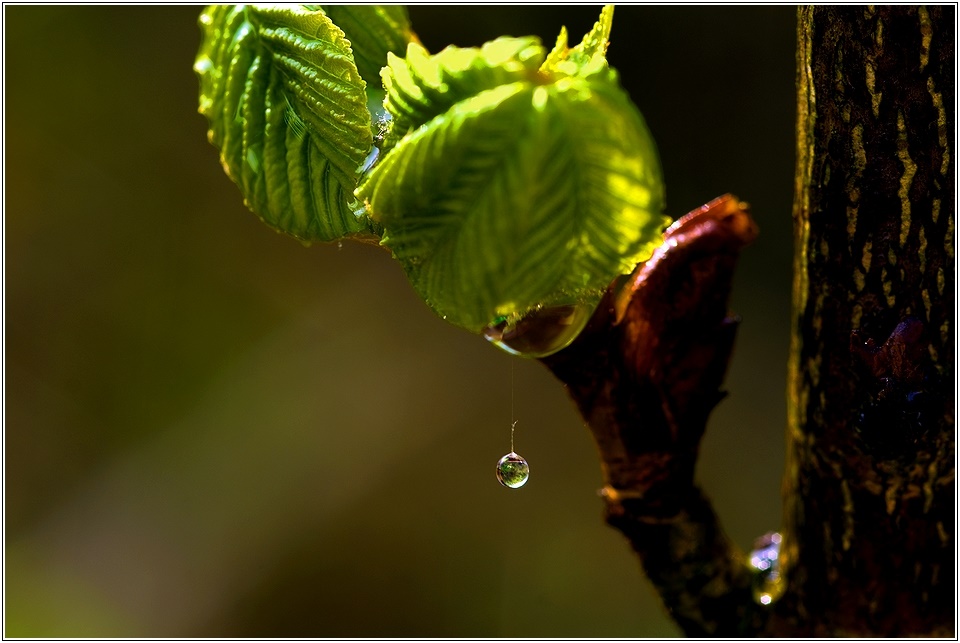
top-left (496, 360), bottom-right (528, 488)
top-left (510, 360), bottom-right (516, 452)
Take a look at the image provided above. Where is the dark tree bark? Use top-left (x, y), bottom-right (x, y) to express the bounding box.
top-left (541, 6), bottom-right (954, 637)
top-left (773, 6), bottom-right (955, 636)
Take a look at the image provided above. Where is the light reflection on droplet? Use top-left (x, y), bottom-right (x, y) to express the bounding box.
top-left (347, 197), bottom-right (370, 221)
top-left (358, 146), bottom-right (380, 175)
top-left (749, 532), bottom-right (784, 606)
top-left (483, 300), bottom-right (597, 358)
top-left (496, 452), bottom-right (529, 488)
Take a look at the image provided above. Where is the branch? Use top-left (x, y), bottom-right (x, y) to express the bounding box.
top-left (541, 195), bottom-right (764, 636)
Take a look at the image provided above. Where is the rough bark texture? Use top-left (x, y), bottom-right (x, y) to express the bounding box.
top-left (774, 6), bottom-right (955, 636)
top-left (541, 6), bottom-right (954, 637)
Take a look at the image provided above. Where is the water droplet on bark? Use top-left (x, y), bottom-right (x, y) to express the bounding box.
top-left (749, 532), bottom-right (785, 606)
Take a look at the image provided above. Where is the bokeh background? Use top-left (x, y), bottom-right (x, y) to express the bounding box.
top-left (5, 5), bottom-right (796, 637)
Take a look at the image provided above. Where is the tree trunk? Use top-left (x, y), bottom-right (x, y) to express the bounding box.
top-left (773, 5), bottom-right (955, 636)
top-left (541, 6), bottom-right (954, 636)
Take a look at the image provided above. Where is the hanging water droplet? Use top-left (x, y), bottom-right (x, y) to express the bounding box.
top-left (496, 452), bottom-right (529, 488)
top-left (483, 300), bottom-right (597, 358)
top-left (749, 532), bottom-right (785, 606)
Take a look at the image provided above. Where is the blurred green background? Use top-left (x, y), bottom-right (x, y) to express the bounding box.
top-left (5, 5), bottom-right (796, 637)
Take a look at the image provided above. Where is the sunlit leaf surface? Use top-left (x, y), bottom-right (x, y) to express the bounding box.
top-left (360, 7), bottom-right (668, 332)
top-left (195, 5), bottom-right (375, 242)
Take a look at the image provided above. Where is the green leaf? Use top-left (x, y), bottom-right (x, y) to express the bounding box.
top-left (314, 5), bottom-right (414, 145)
top-left (358, 9), bottom-right (667, 333)
top-left (195, 5), bottom-right (375, 242)
top-left (378, 36), bottom-right (544, 155)
top-left (316, 5), bottom-right (414, 89)
top-left (542, 26), bottom-right (570, 72)
top-left (540, 4), bottom-right (614, 78)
